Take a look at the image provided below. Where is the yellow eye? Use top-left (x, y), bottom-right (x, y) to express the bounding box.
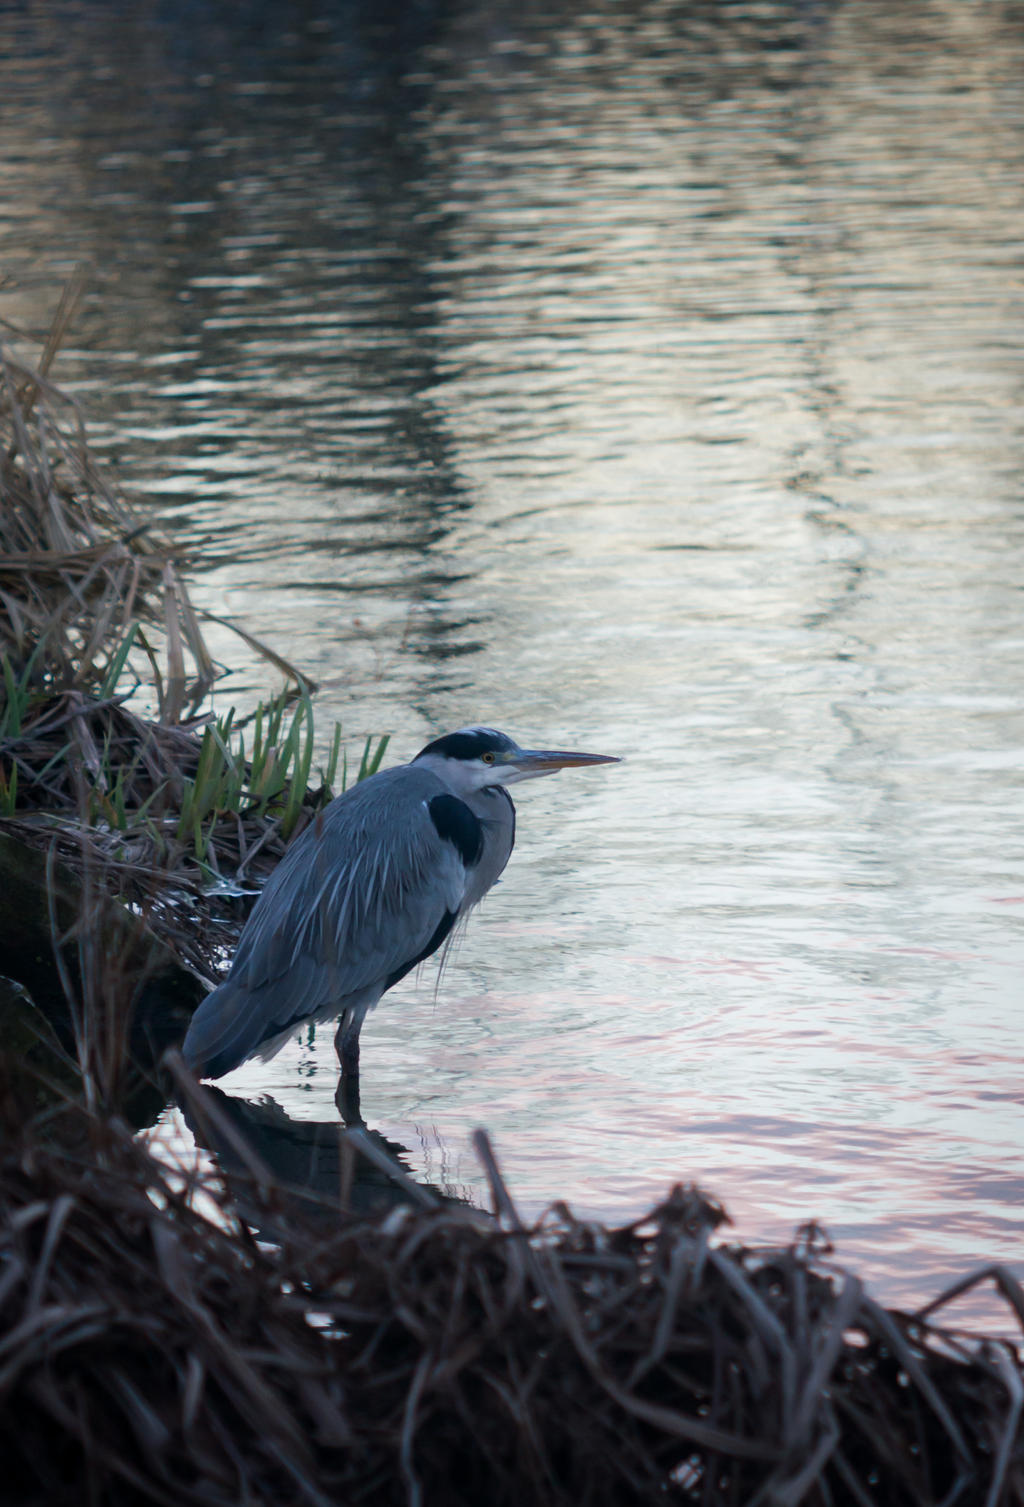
top-left (481, 751), bottom-right (496, 765)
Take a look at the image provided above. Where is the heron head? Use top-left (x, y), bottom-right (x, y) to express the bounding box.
top-left (414, 726), bottom-right (620, 792)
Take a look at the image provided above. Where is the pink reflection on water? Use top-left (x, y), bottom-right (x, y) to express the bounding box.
top-left (643, 1171), bottom-right (1000, 1334)
top-left (626, 951), bottom-right (780, 978)
top-left (401, 982), bottom-right (1024, 1339)
top-left (575, 1111), bottom-right (1024, 1337)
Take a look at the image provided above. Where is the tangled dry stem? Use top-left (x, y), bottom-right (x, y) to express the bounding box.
top-left (0, 688), bottom-right (331, 979)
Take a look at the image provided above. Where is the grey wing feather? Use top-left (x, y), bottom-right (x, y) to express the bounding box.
top-left (183, 767), bottom-right (466, 1076)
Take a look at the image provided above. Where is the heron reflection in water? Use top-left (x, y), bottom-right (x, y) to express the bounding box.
top-left (182, 728), bottom-right (619, 1095)
top-left (182, 1086), bottom-right (467, 1231)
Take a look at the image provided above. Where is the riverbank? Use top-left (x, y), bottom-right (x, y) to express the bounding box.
top-left (2, 1067), bottom-right (1021, 1507)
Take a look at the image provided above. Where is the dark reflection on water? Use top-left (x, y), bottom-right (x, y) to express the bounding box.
top-left (3, 0), bottom-right (1024, 1326)
top-left (184, 1086), bottom-right (468, 1235)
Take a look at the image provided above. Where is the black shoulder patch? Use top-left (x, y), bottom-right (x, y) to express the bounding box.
top-left (428, 793), bottom-right (484, 868)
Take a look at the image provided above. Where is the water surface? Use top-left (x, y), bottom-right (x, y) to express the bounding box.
top-left (2, 0), bottom-right (1023, 1325)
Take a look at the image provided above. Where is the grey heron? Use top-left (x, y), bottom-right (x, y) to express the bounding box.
top-left (182, 727), bottom-right (619, 1084)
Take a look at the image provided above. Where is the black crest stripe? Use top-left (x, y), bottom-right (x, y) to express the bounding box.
top-left (428, 793), bottom-right (484, 868)
top-left (414, 728), bottom-right (503, 762)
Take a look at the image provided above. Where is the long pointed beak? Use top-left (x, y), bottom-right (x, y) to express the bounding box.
top-left (510, 748), bottom-right (621, 773)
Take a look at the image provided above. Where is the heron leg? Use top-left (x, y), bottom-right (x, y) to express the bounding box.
top-left (334, 1003), bottom-right (370, 1123)
top-left (334, 1012), bottom-right (361, 1078)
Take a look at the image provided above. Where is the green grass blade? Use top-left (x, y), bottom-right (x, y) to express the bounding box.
top-left (0, 759), bottom-right (16, 815)
top-left (281, 690), bottom-right (315, 839)
top-left (357, 733), bottom-right (390, 783)
top-left (322, 722), bottom-right (342, 794)
top-left (98, 622), bottom-right (139, 700)
top-left (1, 657), bottom-right (23, 738)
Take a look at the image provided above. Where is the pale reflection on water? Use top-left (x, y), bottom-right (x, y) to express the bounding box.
top-left (2, 0), bottom-right (1023, 1325)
